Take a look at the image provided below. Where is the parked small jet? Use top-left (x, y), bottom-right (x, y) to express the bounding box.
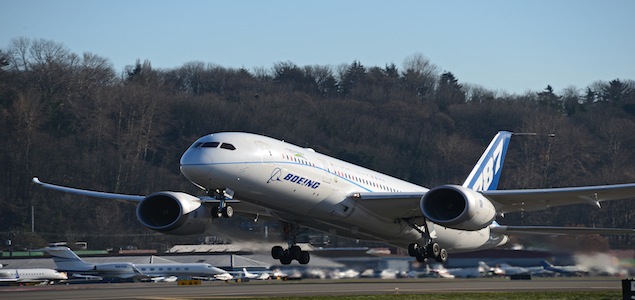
top-left (541, 260), bottom-right (588, 276)
top-left (43, 246), bottom-right (229, 281)
top-left (242, 268), bottom-right (270, 280)
top-left (430, 261), bottom-right (491, 278)
top-left (0, 268), bottom-right (67, 284)
top-left (33, 131), bottom-right (635, 265)
top-left (205, 272), bottom-right (233, 281)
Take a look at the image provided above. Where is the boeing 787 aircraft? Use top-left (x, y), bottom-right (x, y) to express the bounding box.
top-left (33, 131), bottom-right (635, 265)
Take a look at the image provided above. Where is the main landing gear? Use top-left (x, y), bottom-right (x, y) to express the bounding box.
top-left (405, 218), bottom-right (448, 263)
top-left (271, 222), bottom-right (310, 265)
top-left (210, 188), bottom-right (233, 218)
top-left (271, 245), bottom-right (310, 265)
top-left (408, 242), bottom-right (448, 263)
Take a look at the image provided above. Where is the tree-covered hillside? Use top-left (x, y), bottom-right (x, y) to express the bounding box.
top-left (1, 38), bottom-right (634, 252)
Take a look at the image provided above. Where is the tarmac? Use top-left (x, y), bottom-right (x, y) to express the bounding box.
top-left (0, 277), bottom-right (625, 300)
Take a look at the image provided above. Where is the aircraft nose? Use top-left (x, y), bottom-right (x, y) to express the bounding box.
top-left (180, 148), bottom-right (213, 180)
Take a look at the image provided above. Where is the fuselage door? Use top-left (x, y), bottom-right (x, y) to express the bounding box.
top-left (255, 141), bottom-right (273, 165)
top-left (318, 159), bottom-right (332, 184)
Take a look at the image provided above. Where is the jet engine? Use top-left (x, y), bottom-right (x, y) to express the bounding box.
top-left (136, 192), bottom-right (211, 235)
top-left (420, 185), bottom-right (496, 231)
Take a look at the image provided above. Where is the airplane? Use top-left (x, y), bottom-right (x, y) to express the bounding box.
top-left (43, 246), bottom-right (229, 281)
top-left (242, 267), bottom-right (270, 280)
top-left (32, 131), bottom-right (635, 265)
top-left (490, 263), bottom-right (528, 276)
top-left (541, 260), bottom-right (589, 277)
top-left (208, 272), bottom-right (233, 281)
top-left (0, 268), bottom-right (67, 285)
top-left (429, 261), bottom-right (491, 278)
top-left (149, 275), bottom-right (178, 282)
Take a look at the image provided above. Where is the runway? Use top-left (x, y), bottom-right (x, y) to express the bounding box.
top-left (0, 277), bottom-right (625, 300)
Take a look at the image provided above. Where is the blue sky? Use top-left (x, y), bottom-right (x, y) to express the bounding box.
top-left (2, 0), bottom-right (634, 94)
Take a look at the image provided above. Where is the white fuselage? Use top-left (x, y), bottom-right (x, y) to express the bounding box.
top-left (179, 132), bottom-right (506, 252)
top-left (62, 262), bottom-right (225, 279)
top-left (133, 263), bottom-right (225, 278)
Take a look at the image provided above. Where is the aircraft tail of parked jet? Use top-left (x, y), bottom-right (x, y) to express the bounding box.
top-left (45, 246), bottom-right (96, 272)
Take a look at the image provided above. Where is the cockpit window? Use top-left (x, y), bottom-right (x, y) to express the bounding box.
top-left (191, 142), bottom-right (203, 148)
top-left (220, 143), bottom-right (236, 150)
top-left (201, 142), bottom-right (220, 148)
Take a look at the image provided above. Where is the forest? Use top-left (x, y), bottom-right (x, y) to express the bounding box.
top-left (1, 37), bottom-right (634, 253)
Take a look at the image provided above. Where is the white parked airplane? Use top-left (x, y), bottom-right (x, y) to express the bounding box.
top-left (0, 268), bottom-right (67, 284)
top-left (242, 267), bottom-right (270, 280)
top-left (33, 131), bottom-right (635, 265)
top-left (43, 246), bottom-right (229, 281)
top-left (430, 261), bottom-right (491, 278)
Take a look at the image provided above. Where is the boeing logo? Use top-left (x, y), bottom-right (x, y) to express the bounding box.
top-left (283, 173), bottom-right (321, 189)
top-left (267, 168), bottom-right (321, 189)
top-left (267, 168), bottom-right (283, 183)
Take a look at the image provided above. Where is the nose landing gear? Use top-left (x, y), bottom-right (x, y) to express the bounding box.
top-left (209, 188), bottom-right (233, 219)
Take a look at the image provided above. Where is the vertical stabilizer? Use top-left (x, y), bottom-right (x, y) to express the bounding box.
top-left (44, 246), bottom-right (94, 271)
top-left (462, 131), bottom-right (512, 191)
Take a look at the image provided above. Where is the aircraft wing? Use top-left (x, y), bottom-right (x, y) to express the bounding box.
top-left (33, 177), bottom-right (271, 219)
top-left (483, 183), bottom-right (635, 214)
top-left (351, 192), bottom-right (426, 219)
top-left (352, 183), bottom-right (635, 221)
top-left (490, 224), bottom-right (635, 235)
top-left (32, 177), bottom-right (145, 203)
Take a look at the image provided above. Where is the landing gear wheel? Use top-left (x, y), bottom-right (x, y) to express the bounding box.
top-left (271, 246), bottom-right (284, 259)
top-left (280, 250), bottom-right (292, 265)
top-left (298, 251), bottom-right (310, 264)
top-left (408, 243), bottom-right (418, 257)
top-left (437, 248), bottom-right (448, 263)
top-left (211, 206), bottom-right (221, 218)
top-left (221, 206), bottom-right (233, 218)
top-left (289, 245), bottom-right (302, 260)
top-left (427, 243), bottom-right (441, 258)
top-left (415, 252), bottom-right (427, 263)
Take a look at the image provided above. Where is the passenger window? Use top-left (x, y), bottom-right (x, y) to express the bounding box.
top-left (220, 143), bottom-right (236, 150)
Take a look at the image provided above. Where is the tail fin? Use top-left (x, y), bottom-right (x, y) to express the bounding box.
top-left (462, 131), bottom-right (512, 191)
top-left (478, 261), bottom-right (491, 269)
top-left (541, 260), bottom-right (555, 268)
top-left (44, 246), bottom-right (94, 271)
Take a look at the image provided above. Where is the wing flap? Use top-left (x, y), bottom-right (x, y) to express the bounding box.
top-left (483, 183), bottom-right (635, 213)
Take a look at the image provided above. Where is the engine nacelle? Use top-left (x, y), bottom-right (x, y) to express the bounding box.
top-left (136, 191), bottom-right (211, 235)
top-left (420, 185), bottom-right (496, 231)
